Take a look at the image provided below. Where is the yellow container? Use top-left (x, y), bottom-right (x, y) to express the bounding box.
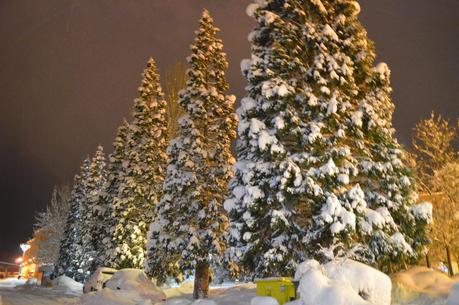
top-left (255, 277), bottom-right (297, 305)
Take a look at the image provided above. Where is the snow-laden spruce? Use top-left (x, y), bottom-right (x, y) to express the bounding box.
top-left (225, 0), bottom-right (429, 277)
top-left (79, 145), bottom-right (108, 274)
top-left (146, 10), bottom-right (237, 296)
top-left (97, 120), bottom-right (130, 268)
top-left (54, 157), bottom-right (91, 282)
top-left (110, 58), bottom-right (169, 269)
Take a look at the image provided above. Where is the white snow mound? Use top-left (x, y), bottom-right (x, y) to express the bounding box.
top-left (447, 282), bottom-right (459, 305)
top-left (0, 278), bottom-right (26, 288)
top-left (251, 296), bottom-right (279, 305)
top-left (191, 300), bottom-right (217, 305)
top-left (164, 299), bottom-right (192, 305)
top-left (295, 259), bottom-right (391, 305)
top-left (392, 266), bottom-right (458, 297)
top-left (52, 275), bottom-right (83, 292)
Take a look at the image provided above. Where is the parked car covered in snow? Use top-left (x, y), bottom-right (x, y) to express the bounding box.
top-left (83, 267), bottom-right (117, 293)
top-left (104, 269), bottom-right (166, 303)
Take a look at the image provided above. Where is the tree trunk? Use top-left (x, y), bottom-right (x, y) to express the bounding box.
top-left (425, 253), bottom-right (431, 268)
top-left (193, 262), bottom-right (210, 299)
top-left (446, 245), bottom-right (454, 277)
top-left (403, 260), bottom-right (408, 270)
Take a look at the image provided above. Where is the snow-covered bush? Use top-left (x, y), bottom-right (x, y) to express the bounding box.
top-left (294, 259), bottom-right (391, 305)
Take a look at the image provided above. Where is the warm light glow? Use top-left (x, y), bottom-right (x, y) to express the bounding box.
top-left (20, 243), bottom-right (30, 253)
top-left (15, 257), bottom-right (23, 263)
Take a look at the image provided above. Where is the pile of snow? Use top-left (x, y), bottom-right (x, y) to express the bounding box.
top-left (294, 259), bottom-right (391, 305)
top-left (391, 266), bottom-right (459, 304)
top-left (0, 277), bottom-right (26, 288)
top-left (251, 296), bottom-right (279, 305)
top-left (78, 269), bottom-right (165, 305)
top-left (164, 282), bottom-right (256, 305)
top-left (52, 275), bottom-right (83, 292)
top-left (163, 280), bottom-right (195, 298)
top-left (447, 282), bottom-right (459, 305)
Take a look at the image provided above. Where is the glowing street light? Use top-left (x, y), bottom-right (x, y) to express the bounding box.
top-left (19, 243), bottom-right (31, 278)
top-left (20, 243), bottom-right (30, 253)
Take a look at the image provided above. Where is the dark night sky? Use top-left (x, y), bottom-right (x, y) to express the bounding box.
top-left (0, 1), bottom-right (458, 262)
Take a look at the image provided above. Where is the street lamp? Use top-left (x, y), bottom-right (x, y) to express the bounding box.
top-left (19, 243), bottom-right (30, 278)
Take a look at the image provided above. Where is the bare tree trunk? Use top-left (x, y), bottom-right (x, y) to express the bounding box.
top-left (446, 245), bottom-right (454, 277)
top-left (193, 262), bottom-right (210, 299)
top-left (425, 253), bottom-right (431, 268)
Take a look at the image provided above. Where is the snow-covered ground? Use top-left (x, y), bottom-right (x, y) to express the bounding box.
top-left (1, 265), bottom-right (458, 305)
top-left (391, 267), bottom-right (459, 305)
top-left (0, 278), bottom-right (80, 305)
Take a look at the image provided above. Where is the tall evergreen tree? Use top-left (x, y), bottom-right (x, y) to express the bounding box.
top-left (80, 145), bottom-right (108, 274)
top-left (111, 58), bottom-right (169, 269)
top-left (54, 157), bottom-right (91, 282)
top-left (97, 120), bottom-right (130, 268)
top-left (146, 10), bottom-right (237, 298)
top-left (225, 0), bottom-right (428, 278)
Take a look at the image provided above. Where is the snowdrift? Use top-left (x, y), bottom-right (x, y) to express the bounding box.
top-left (447, 282), bottom-right (459, 305)
top-left (391, 266), bottom-right (459, 304)
top-left (52, 275), bottom-right (83, 294)
top-left (294, 259), bottom-right (391, 305)
top-left (0, 278), bottom-right (26, 288)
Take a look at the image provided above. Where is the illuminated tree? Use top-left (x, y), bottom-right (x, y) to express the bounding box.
top-left (165, 62), bottom-right (187, 140)
top-left (412, 113), bottom-right (458, 275)
top-left (111, 58), bottom-right (169, 269)
top-left (33, 185), bottom-right (71, 266)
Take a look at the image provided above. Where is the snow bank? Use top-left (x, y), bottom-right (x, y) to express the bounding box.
top-left (163, 280), bottom-right (195, 298)
top-left (164, 299), bottom-right (192, 305)
top-left (447, 282), bottom-right (459, 305)
top-left (392, 267), bottom-right (457, 297)
top-left (0, 278), bottom-right (26, 288)
top-left (391, 266), bottom-right (459, 304)
top-left (52, 275), bottom-right (83, 292)
top-left (251, 296), bottom-right (279, 305)
top-left (79, 289), bottom-right (153, 305)
top-left (294, 259), bottom-right (391, 305)
top-left (190, 300), bottom-right (217, 305)
top-left (164, 282), bottom-right (256, 305)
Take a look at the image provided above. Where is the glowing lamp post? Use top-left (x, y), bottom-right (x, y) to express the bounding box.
top-left (19, 243), bottom-right (30, 278)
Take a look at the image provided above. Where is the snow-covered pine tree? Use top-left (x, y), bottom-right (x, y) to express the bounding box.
top-left (80, 145), bottom-right (108, 275)
top-left (225, 0), bottom-right (428, 277)
top-left (111, 58), bottom-right (168, 269)
top-left (146, 10), bottom-right (237, 298)
top-left (54, 157), bottom-right (91, 282)
top-left (97, 120), bottom-right (130, 268)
